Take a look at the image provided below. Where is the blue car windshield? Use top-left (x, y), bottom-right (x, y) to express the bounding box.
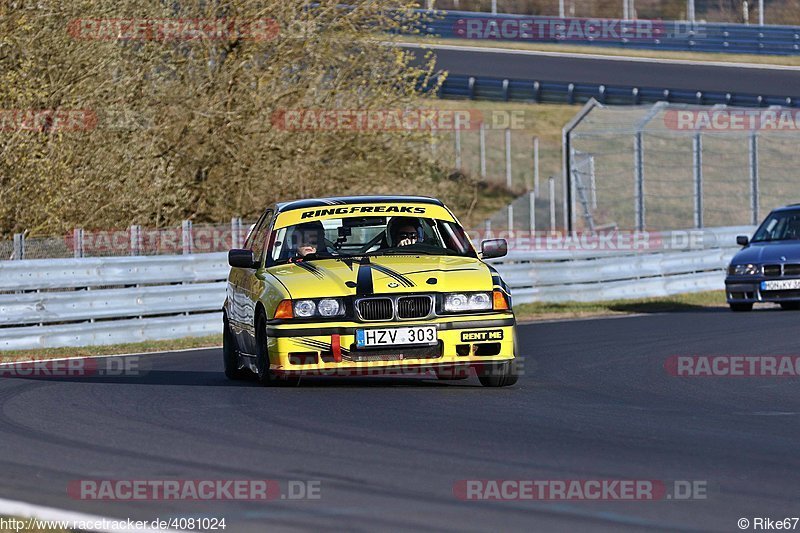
top-left (752, 211), bottom-right (800, 242)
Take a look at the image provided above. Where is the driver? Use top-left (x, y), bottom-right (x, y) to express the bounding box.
top-left (290, 221), bottom-right (325, 259)
top-left (386, 217), bottom-right (422, 248)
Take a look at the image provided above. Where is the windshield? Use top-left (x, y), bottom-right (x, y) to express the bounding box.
top-left (752, 210), bottom-right (800, 242)
top-left (268, 216), bottom-right (476, 265)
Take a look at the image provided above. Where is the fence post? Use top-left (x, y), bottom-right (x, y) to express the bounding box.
top-left (454, 127), bottom-right (462, 169)
top-left (529, 191), bottom-right (536, 235)
top-left (479, 122), bottom-right (487, 179)
top-left (507, 204), bottom-right (514, 236)
top-left (231, 217), bottom-right (243, 248)
top-left (589, 156), bottom-right (597, 209)
top-left (549, 176), bottom-right (556, 231)
top-left (182, 220), bottom-right (193, 254)
top-left (73, 228), bottom-right (84, 258)
top-left (749, 133), bottom-right (759, 226)
top-left (13, 233), bottom-right (24, 260)
top-left (633, 131), bottom-right (645, 231)
top-left (693, 133), bottom-right (704, 229)
top-left (130, 225), bottom-right (142, 256)
top-left (505, 128), bottom-right (512, 188)
top-left (533, 136), bottom-right (540, 195)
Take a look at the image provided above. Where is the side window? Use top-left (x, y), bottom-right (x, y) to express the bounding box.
top-left (250, 209), bottom-right (274, 264)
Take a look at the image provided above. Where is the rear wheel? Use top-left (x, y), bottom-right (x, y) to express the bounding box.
top-left (223, 316), bottom-right (247, 380)
top-left (780, 302), bottom-right (800, 310)
top-left (729, 303), bottom-right (753, 312)
top-left (478, 359), bottom-right (519, 387)
top-left (255, 313), bottom-right (300, 387)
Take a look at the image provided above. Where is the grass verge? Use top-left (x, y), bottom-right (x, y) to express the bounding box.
top-left (514, 290), bottom-right (729, 321)
top-left (408, 37), bottom-right (800, 66)
top-left (0, 335), bottom-right (221, 363)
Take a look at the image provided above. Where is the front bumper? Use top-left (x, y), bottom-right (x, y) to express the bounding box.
top-left (726, 277), bottom-right (800, 303)
top-left (264, 314), bottom-right (515, 376)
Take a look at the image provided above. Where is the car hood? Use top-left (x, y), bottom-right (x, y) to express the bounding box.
top-left (732, 241), bottom-right (800, 264)
top-left (265, 255), bottom-right (493, 299)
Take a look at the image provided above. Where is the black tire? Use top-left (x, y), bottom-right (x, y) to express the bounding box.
top-left (478, 359), bottom-right (519, 387)
top-left (255, 313), bottom-right (300, 387)
top-left (729, 303), bottom-right (754, 312)
top-left (223, 316), bottom-right (247, 380)
top-left (780, 302), bottom-right (800, 310)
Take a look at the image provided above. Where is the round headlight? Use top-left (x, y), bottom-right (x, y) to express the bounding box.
top-left (469, 293), bottom-right (492, 309)
top-left (444, 293), bottom-right (469, 311)
top-left (317, 298), bottom-right (342, 317)
top-left (294, 299), bottom-right (316, 318)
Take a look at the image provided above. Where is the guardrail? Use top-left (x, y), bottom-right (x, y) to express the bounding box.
top-left (437, 74), bottom-right (798, 108)
top-left (0, 226), bottom-right (752, 351)
top-left (419, 11), bottom-right (800, 56)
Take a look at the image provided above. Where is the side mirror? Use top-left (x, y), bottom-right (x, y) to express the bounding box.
top-left (481, 239), bottom-right (508, 259)
top-left (736, 235), bottom-right (749, 246)
top-left (228, 249), bottom-right (258, 269)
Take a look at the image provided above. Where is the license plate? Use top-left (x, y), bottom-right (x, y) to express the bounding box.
top-left (356, 326), bottom-right (437, 348)
top-left (762, 279), bottom-right (800, 290)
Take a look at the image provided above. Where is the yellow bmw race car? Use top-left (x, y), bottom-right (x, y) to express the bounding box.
top-left (223, 195), bottom-right (518, 387)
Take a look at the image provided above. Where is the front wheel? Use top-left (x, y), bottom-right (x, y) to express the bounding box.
top-left (478, 360), bottom-right (519, 387)
top-left (729, 303), bottom-right (754, 312)
top-left (223, 317), bottom-right (247, 380)
top-left (255, 313), bottom-right (300, 387)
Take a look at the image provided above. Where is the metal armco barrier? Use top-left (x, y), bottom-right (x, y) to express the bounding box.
top-left (0, 225), bottom-right (753, 350)
top-left (418, 11), bottom-right (800, 56)
top-left (437, 74), bottom-right (798, 108)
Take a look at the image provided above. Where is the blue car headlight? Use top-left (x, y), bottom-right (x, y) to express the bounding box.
top-left (730, 264), bottom-right (760, 276)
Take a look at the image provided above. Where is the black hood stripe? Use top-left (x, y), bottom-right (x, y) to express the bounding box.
top-left (295, 261), bottom-right (324, 279)
top-left (368, 263), bottom-right (415, 288)
top-left (356, 257), bottom-right (374, 295)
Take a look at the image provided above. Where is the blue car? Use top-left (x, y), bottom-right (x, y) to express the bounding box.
top-left (726, 205), bottom-right (800, 312)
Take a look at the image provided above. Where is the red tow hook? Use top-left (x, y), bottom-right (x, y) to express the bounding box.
top-left (331, 334), bottom-right (342, 363)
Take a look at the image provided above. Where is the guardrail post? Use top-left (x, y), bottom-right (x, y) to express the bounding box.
top-left (182, 220), bottom-right (193, 255)
top-left (502, 79), bottom-right (510, 101)
top-left (634, 131), bottom-right (645, 230)
top-left (468, 76), bottom-right (475, 100)
top-left (749, 133), bottom-right (759, 225)
top-left (507, 204), bottom-right (514, 235)
top-left (533, 81), bottom-right (540, 103)
top-left (693, 133), bottom-right (704, 228)
top-left (73, 228), bottom-right (84, 258)
top-left (130, 225), bottom-right (142, 256)
top-left (505, 128), bottom-right (513, 188)
top-left (12, 233), bottom-right (24, 260)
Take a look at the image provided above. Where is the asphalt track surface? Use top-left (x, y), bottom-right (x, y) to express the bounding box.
top-left (2, 310), bottom-right (800, 532)
top-left (406, 43), bottom-right (800, 97)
